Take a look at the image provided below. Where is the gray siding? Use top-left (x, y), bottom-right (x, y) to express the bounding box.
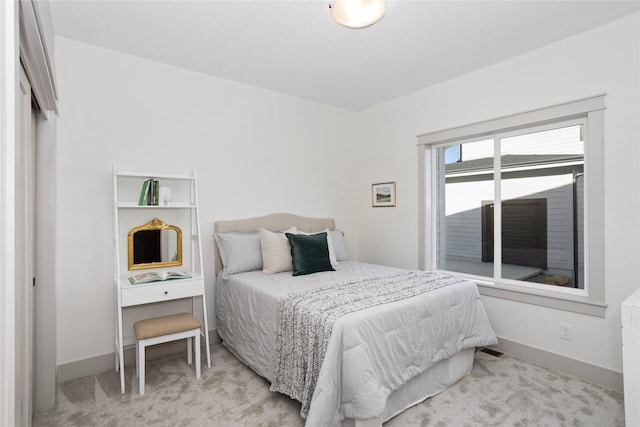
top-left (444, 173), bottom-right (576, 274)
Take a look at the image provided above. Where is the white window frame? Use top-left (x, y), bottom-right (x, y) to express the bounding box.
top-left (417, 95), bottom-right (606, 317)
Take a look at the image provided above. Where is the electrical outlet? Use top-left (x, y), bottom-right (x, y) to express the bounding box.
top-left (559, 323), bottom-right (573, 341)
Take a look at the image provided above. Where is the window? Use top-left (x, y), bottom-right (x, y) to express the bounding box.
top-left (418, 95), bottom-right (605, 317)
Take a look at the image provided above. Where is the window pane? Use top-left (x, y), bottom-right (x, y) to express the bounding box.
top-left (436, 139), bottom-right (494, 278)
top-left (444, 145), bottom-right (461, 164)
top-left (499, 125), bottom-right (584, 288)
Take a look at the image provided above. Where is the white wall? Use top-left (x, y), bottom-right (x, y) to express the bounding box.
top-left (54, 37), bottom-right (360, 365)
top-left (355, 13), bottom-right (639, 373)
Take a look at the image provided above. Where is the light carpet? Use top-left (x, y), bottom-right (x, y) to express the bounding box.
top-left (33, 343), bottom-right (624, 426)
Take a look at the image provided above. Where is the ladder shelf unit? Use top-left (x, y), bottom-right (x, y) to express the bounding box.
top-left (112, 166), bottom-right (210, 393)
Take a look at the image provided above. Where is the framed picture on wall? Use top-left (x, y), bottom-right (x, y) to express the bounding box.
top-left (372, 182), bottom-right (396, 207)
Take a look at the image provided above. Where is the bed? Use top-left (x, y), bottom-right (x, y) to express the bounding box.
top-left (213, 213), bottom-right (497, 426)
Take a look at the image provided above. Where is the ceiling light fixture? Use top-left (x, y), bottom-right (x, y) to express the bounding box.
top-left (328, 0), bottom-right (386, 29)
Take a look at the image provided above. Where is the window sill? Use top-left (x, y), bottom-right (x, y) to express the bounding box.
top-left (476, 280), bottom-right (606, 317)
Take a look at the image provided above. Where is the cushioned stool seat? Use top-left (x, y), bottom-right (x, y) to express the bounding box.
top-left (133, 312), bottom-right (201, 395)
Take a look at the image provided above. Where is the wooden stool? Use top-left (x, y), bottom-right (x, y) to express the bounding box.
top-left (133, 312), bottom-right (201, 395)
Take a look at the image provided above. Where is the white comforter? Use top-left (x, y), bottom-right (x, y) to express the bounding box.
top-left (216, 261), bottom-right (497, 426)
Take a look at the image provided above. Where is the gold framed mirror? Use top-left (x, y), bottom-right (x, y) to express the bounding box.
top-left (128, 218), bottom-right (182, 270)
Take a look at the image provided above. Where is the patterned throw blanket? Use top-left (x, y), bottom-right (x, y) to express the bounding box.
top-left (270, 271), bottom-right (465, 418)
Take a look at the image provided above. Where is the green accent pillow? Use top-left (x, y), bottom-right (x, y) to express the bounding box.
top-left (285, 232), bottom-right (335, 276)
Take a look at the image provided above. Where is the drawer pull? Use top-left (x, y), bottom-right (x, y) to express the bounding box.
top-left (164, 291), bottom-right (168, 295)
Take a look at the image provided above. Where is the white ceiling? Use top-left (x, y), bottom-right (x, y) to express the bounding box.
top-left (49, 1), bottom-right (639, 111)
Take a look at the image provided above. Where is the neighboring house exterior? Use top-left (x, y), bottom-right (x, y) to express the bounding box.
top-left (440, 127), bottom-right (585, 288)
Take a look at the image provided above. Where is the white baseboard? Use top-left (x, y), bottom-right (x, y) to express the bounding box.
top-left (491, 337), bottom-right (623, 391)
top-left (56, 332), bottom-right (622, 392)
top-left (57, 330), bottom-right (220, 383)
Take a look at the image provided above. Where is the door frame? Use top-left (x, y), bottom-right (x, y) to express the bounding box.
top-left (0, 2), bottom-right (20, 425)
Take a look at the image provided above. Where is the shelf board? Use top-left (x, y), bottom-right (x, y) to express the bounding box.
top-left (117, 202), bottom-right (196, 208)
top-left (116, 171), bottom-right (195, 180)
top-left (119, 271), bottom-right (203, 288)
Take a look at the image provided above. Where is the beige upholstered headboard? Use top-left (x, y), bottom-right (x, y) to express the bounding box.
top-left (213, 213), bottom-right (335, 275)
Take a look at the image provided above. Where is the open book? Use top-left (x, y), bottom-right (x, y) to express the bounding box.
top-left (128, 271), bottom-right (191, 285)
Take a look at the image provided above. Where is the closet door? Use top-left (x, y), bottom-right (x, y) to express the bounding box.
top-left (15, 64), bottom-right (36, 427)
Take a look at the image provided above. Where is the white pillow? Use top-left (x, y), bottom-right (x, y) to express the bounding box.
top-left (214, 233), bottom-right (262, 275)
top-left (297, 229), bottom-right (338, 269)
top-left (329, 229), bottom-right (348, 261)
top-left (260, 227), bottom-right (298, 274)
